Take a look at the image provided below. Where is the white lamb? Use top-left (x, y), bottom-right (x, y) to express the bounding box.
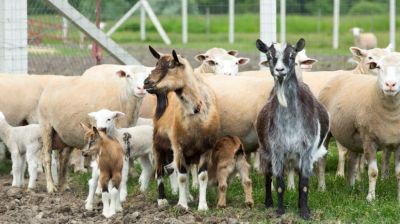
top-left (0, 112), bottom-right (42, 189)
top-left (84, 109), bottom-right (156, 210)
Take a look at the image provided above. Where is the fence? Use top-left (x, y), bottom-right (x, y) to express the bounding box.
top-left (13, 0), bottom-right (399, 75)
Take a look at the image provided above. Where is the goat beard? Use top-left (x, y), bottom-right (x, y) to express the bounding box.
top-left (276, 81), bottom-right (288, 108)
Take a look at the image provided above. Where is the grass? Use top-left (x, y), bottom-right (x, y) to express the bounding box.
top-left (0, 140), bottom-right (399, 222)
top-left (29, 13), bottom-right (400, 57)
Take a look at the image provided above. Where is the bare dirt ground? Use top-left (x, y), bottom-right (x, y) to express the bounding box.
top-left (28, 46), bottom-right (353, 76)
top-left (0, 174), bottom-right (253, 224)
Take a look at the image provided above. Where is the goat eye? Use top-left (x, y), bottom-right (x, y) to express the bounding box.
top-left (368, 57), bottom-right (372, 60)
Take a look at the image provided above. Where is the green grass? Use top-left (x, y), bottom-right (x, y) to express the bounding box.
top-left (29, 13), bottom-right (400, 57)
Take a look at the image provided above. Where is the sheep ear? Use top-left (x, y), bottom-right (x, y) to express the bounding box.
top-left (113, 111), bottom-right (125, 119)
top-left (295, 38), bottom-right (306, 52)
top-left (366, 61), bottom-right (379, 70)
top-left (80, 122), bottom-right (90, 132)
top-left (205, 59), bottom-right (216, 66)
top-left (350, 47), bottom-right (367, 57)
top-left (300, 59), bottom-right (318, 66)
top-left (259, 60), bottom-right (269, 67)
top-left (238, 57), bottom-right (250, 65)
top-left (256, 39), bottom-right (269, 53)
top-left (385, 43), bottom-right (393, 52)
top-left (88, 112), bottom-right (97, 119)
top-left (195, 54), bottom-right (208, 62)
top-left (149, 45), bottom-right (160, 59)
top-left (227, 50), bottom-right (238, 56)
top-left (172, 50), bottom-right (180, 64)
top-left (116, 70), bottom-right (127, 77)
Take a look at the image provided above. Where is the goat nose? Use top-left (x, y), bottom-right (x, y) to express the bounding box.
top-left (385, 81), bottom-right (397, 88)
top-left (275, 67), bottom-right (284, 72)
top-left (144, 78), bottom-right (150, 85)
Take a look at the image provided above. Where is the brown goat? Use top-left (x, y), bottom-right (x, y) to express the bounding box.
top-left (144, 47), bottom-right (220, 211)
top-left (82, 126), bottom-right (124, 218)
top-left (208, 136), bottom-right (253, 208)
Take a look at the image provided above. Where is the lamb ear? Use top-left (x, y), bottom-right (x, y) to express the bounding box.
top-left (88, 112), bottom-right (97, 119)
top-left (113, 111), bottom-right (125, 119)
top-left (256, 39), bottom-right (269, 53)
top-left (227, 50), bottom-right (238, 56)
top-left (300, 59), bottom-right (318, 66)
top-left (238, 57), bottom-right (250, 65)
top-left (205, 59), bottom-right (217, 66)
top-left (195, 54), bottom-right (208, 62)
top-left (350, 47), bottom-right (367, 57)
top-left (295, 38), bottom-right (306, 52)
top-left (172, 50), bottom-right (180, 64)
top-left (149, 45), bottom-right (160, 59)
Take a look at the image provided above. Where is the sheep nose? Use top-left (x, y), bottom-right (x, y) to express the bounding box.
top-left (385, 81), bottom-right (397, 88)
top-left (137, 86), bottom-right (144, 91)
top-left (224, 73), bottom-right (231, 76)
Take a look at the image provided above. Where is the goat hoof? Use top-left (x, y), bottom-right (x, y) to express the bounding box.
top-left (265, 200), bottom-right (273, 208)
top-left (217, 203), bottom-right (226, 209)
top-left (276, 208), bottom-right (285, 216)
top-left (299, 209), bottom-right (310, 220)
top-left (366, 193), bottom-right (375, 202)
top-left (157, 199), bottom-right (169, 207)
top-left (245, 200), bottom-right (254, 208)
top-left (177, 203), bottom-right (189, 211)
top-left (46, 183), bottom-right (57, 193)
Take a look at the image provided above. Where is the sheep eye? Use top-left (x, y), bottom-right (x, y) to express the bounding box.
top-left (235, 62), bottom-right (238, 65)
top-left (107, 118), bottom-right (111, 122)
top-left (368, 57), bottom-right (372, 60)
top-left (215, 62), bottom-right (219, 65)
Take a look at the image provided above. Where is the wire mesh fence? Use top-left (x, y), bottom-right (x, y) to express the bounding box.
top-left (25, 0), bottom-right (397, 75)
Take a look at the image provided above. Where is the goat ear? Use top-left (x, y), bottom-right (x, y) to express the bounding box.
top-left (238, 57), bottom-right (250, 65)
top-left (172, 50), bottom-right (180, 64)
top-left (295, 38), bottom-right (306, 52)
top-left (259, 60), bottom-right (269, 68)
top-left (195, 54), bottom-right (208, 62)
top-left (227, 50), bottom-right (238, 56)
top-left (113, 111), bottom-right (125, 119)
top-left (92, 126), bottom-right (100, 137)
top-left (149, 45), bottom-right (161, 59)
top-left (80, 122), bottom-right (90, 131)
top-left (256, 39), bottom-right (269, 53)
top-left (350, 47), bottom-right (367, 57)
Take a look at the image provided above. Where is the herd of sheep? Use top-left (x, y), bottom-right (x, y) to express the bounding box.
top-left (0, 27), bottom-right (399, 220)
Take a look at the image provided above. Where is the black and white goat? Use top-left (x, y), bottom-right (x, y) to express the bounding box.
top-left (255, 38), bottom-right (329, 220)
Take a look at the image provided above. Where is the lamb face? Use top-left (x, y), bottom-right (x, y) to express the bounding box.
top-left (0, 112), bottom-right (5, 122)
top-left (131, 67), bottom-right (153, 98)
top-left (372, 54), bottom-right (400, 96)
top-left (88, 109), bottom-right (125, 131)
top-left (204, 54), bottom-right (249, 76)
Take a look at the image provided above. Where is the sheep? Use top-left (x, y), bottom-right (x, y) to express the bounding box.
top-left (0, 112), bottom-right (42, 190)
top-left (319, 52), bottom-right (400, 202)
top-left (351, 27), bottom-right (377, 50)
top-left (144, 46), bottom-right (220, 211)
top-left (255, 38), bottom-right (329, 220)
top-left (194, 47), bottom-right (238, 62)
top-left (86, 109), bottom-right (154, 204)
top-left (39, 69), bottom-right (146, 193)
top-left (81, 126), bottom-right (124, 218)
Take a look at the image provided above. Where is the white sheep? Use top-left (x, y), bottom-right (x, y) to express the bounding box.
top-left (0, 112), bottom-right (42, 189)
top-left (351, 27), bottom-right (377, 50)
top-left (83, 109), bottom-right (156, 210)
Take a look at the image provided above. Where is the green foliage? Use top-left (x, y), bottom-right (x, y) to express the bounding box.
top-left (348, 1), bottom-right (387, 15)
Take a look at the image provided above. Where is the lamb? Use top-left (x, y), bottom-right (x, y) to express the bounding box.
top-left (86, 109), bottom-right (154, 205)
top-left (351, 27), bottom-right (377, 50)
top-left (39, 69), bottom-right (146, 193)
top-left (255, 38), bottom-right (329, 220)
top-left (0, 112), bottom-right (42, 189)
top-left (319, 52), bottom-right (400, 202)
top-left (81, 126), bottom-right (124, 218)
top-left (144, 47), bottom-right (220, 211)
top-left (193, 47), bottom-right (249, 75)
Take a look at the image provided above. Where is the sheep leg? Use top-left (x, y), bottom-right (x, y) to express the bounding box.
top-left (11, 151), bottom-right (21, 187)
top-left (364, 142), bottom-right (378, 202)
top-left (348, 151), bottom-right (360, 186)
top-left (336, 141), bottom-right (348, 177)
top-left (20, 154), bottom-right (27, 187)
top-left (26, 145), bottom-right (40, 190)
top-left (298, 173), bottom-right (310, 220)
top-left (253, 151), bottom-right (261, 173)
top-left (138, 155), bottom-right (153, 192)
top-left (0, 141), bottom-right (6, 161)
top-left (85, 161), bottom-right (99, 211)
top-left (236, 153), bottom-right (253, 208)
top-left (394, 147), bottom-right (400, 202)
top-left (190, 164), bottom-right (199, 190)
top-left (42, 124), bottom-right (57, 193)
top-left (58, 147), bottom-right (72, 191)
top-left (51, 151), bottom-right (59, 185)
top-left (197, 151), bottom-right (210, 211)
top-left (316, 155), bottom-right (326, 191)
top-left (381, 147), bottom-right (391, 180)
top-left (119, 156), bottom-right (129, 202)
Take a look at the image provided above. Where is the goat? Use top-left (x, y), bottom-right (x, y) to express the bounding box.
top-left (144, 46), bottom-right (220, 211)
top-left (255, 38), bottom-right (329, 220)
top-left (81, 126), bottom-right (124, 218)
